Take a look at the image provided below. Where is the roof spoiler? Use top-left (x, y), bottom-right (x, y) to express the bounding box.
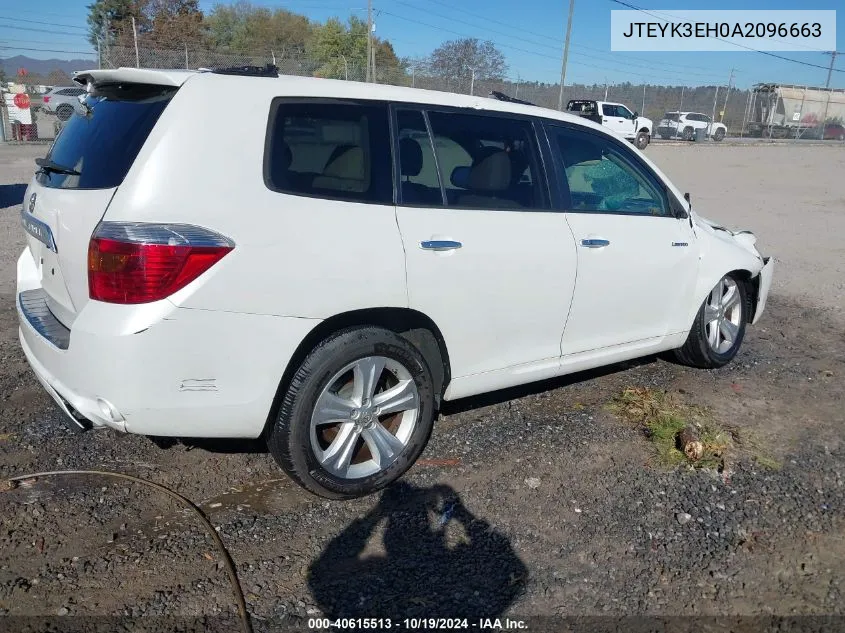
top-left (73, 68), bottom-right (194, 88)
top-left (489, 90), bottom-right (536, 107)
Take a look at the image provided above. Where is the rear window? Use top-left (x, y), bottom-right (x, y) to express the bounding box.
top-left (37, 83), bottom-right (175, 190)
top-left (264, 100), bottom-right (392, 204)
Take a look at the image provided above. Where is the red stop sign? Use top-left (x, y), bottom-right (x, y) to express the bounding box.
top-left (13, 93), bottom-right (31, 109)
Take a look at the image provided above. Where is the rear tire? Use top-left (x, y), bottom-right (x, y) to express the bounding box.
top-left (267, 326), bottom-right (436, 499)
top-left (55, 104), bottom-right (74, 121)
top-left (713, 128), bottom-right (725, 142)
top-left (674, 274), bottom-right (750, 369)
top-left (682, 126), bottom-right (695, 141)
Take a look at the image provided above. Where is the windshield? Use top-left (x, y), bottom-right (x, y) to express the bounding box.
top-left (662, 113), bottom-right (680, 122)
top-left (37, 83), bottom-right (175, 190)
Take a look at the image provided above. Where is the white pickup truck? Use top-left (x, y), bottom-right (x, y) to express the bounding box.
top-left (566, 99), bottom-right (653, 150)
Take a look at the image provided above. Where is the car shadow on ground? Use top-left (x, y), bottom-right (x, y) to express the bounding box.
top-left (308, 481), bottom-right (527, 619)
top-left (0, 183), bottom-right (27, 208)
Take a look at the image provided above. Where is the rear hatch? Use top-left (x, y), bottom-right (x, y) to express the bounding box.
top-left (21, 71), bottom-right (184, 327)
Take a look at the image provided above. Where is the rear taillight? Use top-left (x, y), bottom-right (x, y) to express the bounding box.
top-left (43, 96), bottom-right (50, 103)
top-left (88, 222), bottom-right (234, 304)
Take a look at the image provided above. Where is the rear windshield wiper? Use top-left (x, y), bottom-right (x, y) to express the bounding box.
top-left (36, 158), bottom-right (80, 176)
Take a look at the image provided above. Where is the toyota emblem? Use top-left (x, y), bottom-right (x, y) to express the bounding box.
top-left (28, 193), bottom-right (36, 214)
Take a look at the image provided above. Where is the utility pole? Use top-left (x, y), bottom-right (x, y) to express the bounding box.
top-left (470, 68), bottom-right (475, 95)
top-left (711, 86), bottom-right (719, 126)
top-left (720, 67), bottom-right (735, 122)
top-left (184, 43), bottom-right (189, 70)
top-left (366, 0), bottom-right (373, 83)
top-left (604, 78), bottom-right (609, 100)
top-left (371, 45), bottom-right (377, 83)
top-left (97, 38), bottom-right (101, 69)
top-left (821, 52), bottom-right (838, 127)
top-left (641, 84), bottom-right (646, 116)
top-left (556, 0), bottom-right (575, 110)
top-left (131, 16), bottom-right (140, 68)
top-left (824, 51), bottom-right (838, 88)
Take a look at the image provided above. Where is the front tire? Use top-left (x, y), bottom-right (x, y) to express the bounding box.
top-left (675, 274), bottom-right (750, 369)
top-left (267, 326), bottom-right (436, 499)
top-left (635, 130), bottom-right (650, 150)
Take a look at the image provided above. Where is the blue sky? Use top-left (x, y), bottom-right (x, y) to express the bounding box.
top-left (0, 0), bottom-right (842, 88)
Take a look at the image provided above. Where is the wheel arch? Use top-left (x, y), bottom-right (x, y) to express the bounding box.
top-left (262, 307), bottom-right (451, 437)
top-left (684, 265), bottom-right (759, 332)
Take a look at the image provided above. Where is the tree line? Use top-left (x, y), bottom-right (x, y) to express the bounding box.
top-left (75, 1), bottom-right (750, 126)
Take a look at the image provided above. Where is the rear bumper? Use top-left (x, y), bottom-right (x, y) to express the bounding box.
top-left (751, 256), bottom-right (774, 325)
top-left (16, 247), bottom-right (318, 438)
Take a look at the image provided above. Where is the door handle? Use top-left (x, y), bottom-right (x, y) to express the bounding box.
top-left (581, 238), bottom-right (610, 248)
top-left (420, 240), bottom-right (462, 251)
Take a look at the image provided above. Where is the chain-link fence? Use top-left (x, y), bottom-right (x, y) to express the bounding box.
top-left (3, 42), bottom-right (843, 145)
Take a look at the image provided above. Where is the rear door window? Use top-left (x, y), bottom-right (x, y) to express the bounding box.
top-left (265, 100), bottom-right (392, 204)
top-left (425, 110), bottom-right (548, 210)
top-left (395, 109), bottom-right (444, 206)
top-left (38, 83), bottom-right (175, 190)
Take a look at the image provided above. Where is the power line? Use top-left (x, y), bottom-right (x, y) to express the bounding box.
top-left (0, 37), bottom-right (91, 46)
top-left (0, 16), bottom-right (88, 31)
top-left (0, 45), bottom-right (95, 56)
top-left (0, 24), bottom-right (88, 38)
top-left (607, 0), bottom-right (844, 74)
top-left (0, 7), bottom-right (93, 21)
top-left (379, 9), bottom-right (725, 83)
top-left (391, 0), bottom-right (723, 78)
top-left (401, 0), bottom-right (718, 73)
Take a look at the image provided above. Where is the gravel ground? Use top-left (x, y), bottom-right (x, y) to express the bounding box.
top-left (0, 142), bottom-right (843, 629)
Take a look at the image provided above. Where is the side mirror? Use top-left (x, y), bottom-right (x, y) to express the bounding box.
top-left (682, 192), bottom-right (693, 226)
top-left (633, 111), bottom-right (639, 119)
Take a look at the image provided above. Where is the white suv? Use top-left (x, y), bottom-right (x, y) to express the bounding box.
top-left (40, 86), bottom-right (87, 121)
top-left (17, 66), bottom-right (773, 498)
top-left (657, 111), bottom-right (727, 141)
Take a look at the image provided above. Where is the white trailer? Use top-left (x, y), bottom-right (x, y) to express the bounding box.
top-left (745, 84), bottom-right (845, 138)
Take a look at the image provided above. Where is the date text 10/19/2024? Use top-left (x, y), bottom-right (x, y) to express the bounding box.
top-left (309, 618), bottom-right (528, 630)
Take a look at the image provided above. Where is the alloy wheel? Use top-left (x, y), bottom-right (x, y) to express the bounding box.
top-left (704, 276), bottom-right (743, 354)
top-left (310, 356), bottom-right (419, 479)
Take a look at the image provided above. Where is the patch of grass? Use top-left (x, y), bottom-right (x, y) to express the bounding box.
top-left (608, 387), bottom-right (732, 469)
top-left (753, 454), bottom-right (782, 471)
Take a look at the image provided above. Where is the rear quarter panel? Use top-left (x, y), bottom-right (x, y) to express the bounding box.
top-left (102, 74), bottom-right (408, 319)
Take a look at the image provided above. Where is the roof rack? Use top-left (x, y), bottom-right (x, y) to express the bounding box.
top-left (211, 64), bottom-right (279, 78)
top-left (489, 90), bottom-right (536, 107)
